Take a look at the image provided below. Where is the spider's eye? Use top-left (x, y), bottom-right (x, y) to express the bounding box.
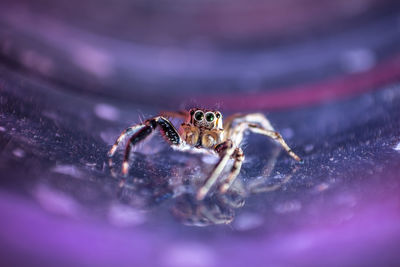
top-left (205, 112), bottom-right (215, 122)
top-left (194, 111), bottom-right (204, 121)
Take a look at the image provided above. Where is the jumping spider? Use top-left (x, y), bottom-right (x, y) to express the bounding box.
top-left (108, 109), bottom-right (301, 200)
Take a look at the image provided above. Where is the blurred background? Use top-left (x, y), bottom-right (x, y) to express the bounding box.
top-left (0, 0), bottom-right (400, 266)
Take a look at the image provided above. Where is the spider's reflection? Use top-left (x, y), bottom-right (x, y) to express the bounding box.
top-left (113, 147), bottom-right (298, 227)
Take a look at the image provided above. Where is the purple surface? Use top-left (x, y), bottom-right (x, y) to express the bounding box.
top-left (0, 186), bottom-right (399, 267)
top-left (1, 1), bottom-right (400, 266)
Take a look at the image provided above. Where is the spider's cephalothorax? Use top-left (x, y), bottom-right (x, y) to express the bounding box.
top-left (108, 109), bottom-right (301, 201)
top-left (180, 108), bottom-right (224, 149)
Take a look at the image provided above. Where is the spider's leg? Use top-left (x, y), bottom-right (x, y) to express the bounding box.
top-left (248, 165), bottom-right (299, 194)
top-left (196, 140), bottom-right (235, 201)
top-left (219, 148), bottom-right (244, 194)
top-left (122, 124), bottom-right (154, 176)
top-left (108, 125), bottom-right (145, 158)
top-left (215, 122), bottom-right (283, 194)
top-left (223, 113), bottom-right (244, 134)
top-left (224, 113), bottom-right (275, 149)
top-left (108, 125), bottom-right (147, 177)
top-left (224, 113), bottom-right (301, 161)
top-left (248, 125), bottom-right (301, 162)
top-left (122, 116), bottom-right (183, 176)
top-left (159, 110), bottom-right (188, 120)
top-left (224, 113), bottom-right (275, 135)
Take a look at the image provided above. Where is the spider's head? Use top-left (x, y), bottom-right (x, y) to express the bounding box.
top-left (188, 108), bottom-right (223, 130)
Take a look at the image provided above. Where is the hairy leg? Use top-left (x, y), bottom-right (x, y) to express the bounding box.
top-left (224, 113), bottom-right (275, 136)
top-left (108, 124), bottom-right (148, 177)
top-left (159, 110), bottom-right (188, 120)
top-left (196, 140), bottom-right (236, 200)
top-left (108, 125), bottom-right (146, 158)
top-left (248, 124), bottom-right (301, 161)
top-left (226, 117), bottom-right (301, 162)
top-left (108, 116), bottom-right (183, 176)
top-left (219, 148), bottom-right (244, 194)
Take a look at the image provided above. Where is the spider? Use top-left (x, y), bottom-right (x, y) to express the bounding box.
top-left (108, 108), bottom-right (301, 201)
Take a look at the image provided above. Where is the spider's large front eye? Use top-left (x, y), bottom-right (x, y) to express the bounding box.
top-left (194, 111), bottom-right (204, 121)
top-left (205, 112), bottom-right (215, 122)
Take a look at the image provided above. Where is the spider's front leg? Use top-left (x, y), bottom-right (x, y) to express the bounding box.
top-left (196, 140), bottom-right (236, 201)
top-left (219, 148), bottom-right (244, 194)
top-left (108, 124), bottom-right (148, 177)
top-left (248, 125), bottom-right (301, 162)
top-left (226, 113), bottom-right (302, 162)
top-left (108, 116), bottom-right (183, 176)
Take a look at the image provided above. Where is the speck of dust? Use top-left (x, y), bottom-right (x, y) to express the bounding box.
top-left (394, 142), bottom-right (400, 151)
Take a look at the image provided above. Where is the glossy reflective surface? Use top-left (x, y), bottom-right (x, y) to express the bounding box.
top-left (1, 1), bottom-right (400, 266)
